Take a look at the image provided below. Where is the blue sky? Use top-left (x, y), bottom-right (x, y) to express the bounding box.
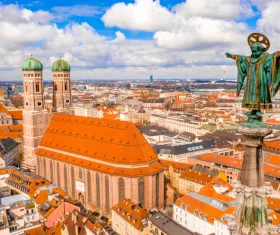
top-left (0, 0), bottom-right (279, 80)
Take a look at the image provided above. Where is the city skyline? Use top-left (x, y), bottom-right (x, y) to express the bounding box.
top-left (0, 0), bottom-right (279, 81)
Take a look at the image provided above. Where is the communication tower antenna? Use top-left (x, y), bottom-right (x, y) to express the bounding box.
top-left (222, 66), bottom-right (228, 80)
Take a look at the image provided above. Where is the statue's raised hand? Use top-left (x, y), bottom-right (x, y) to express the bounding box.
top-left (225, 52), bottom-right (232, 58)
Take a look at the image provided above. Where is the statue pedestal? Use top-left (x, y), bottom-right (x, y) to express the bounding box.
top-left (229, 127), bottom-right (278, 234)
top-left (237, 127), bottom-right (272, 188)
top-left (229, 182), bottom-right (277, 235)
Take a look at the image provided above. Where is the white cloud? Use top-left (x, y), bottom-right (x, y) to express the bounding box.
top-left (52, 5), bottom-right (102, 18)
top-left (250, 0), bottom-right (275, 9)
top-left (154, 17), bottom-right (248, 50)
top-left (102, 0), bottom-right (180, 32)
top-left (113, 31), bottom-right (126, 43)
top-left (257, 2), bottom-right (280, 34)
top-left (174, 0), bottom-right (254, 20)
top-left (0, 1), bottom-right (277, 82)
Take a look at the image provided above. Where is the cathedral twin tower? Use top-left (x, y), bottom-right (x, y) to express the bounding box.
top-left (21, 56), bottom-right (72, 172)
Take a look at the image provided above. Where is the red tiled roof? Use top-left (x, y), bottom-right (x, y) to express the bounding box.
top-left (198, 183), bottom-right (235, 204)
top-left (175, 194), bottom-right (234, 224)
top-left (38, 114), bottom-right (161, 166)
top-left (179, 168), bottom-right (215, 185)
top-left (112, 198), bottom-right (149, 230)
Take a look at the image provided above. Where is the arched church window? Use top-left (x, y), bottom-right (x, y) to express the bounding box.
top-left (105, 175), bottom-right (110, 211)
top-left (64, 164), bottom-right (68, 192)
top-left (118, 177), bottom-right (125, 202)
top-left (71, 166), bottom-right (75, 198)
top-left (43, 159), bottom-right (46, 178)
top-left (156, 174), bottom-right (159, 208)
top-left (65, 82), bottom-right (68, 91)
top-left (50, 160), bottom-right (53, 182)
top-left (96, 173), bottom-right (100, 207)
top-left (54, 83), bottom-right (57, 91)
top-left (36, 82), bottom-right (40, 92)
top-left (138, 177), bottom-right (145, 208)
top-left (87, 171), bottom-right (92, 204)
top-left (79, 168), bottom-right (83, 180)
top-left (57, 162), bottom-right (60, 187)
top-left (37, 158), bottom-right (40, 176)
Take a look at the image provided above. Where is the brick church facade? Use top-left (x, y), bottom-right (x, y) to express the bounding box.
top-left (21, 57), bottom-right (164, 213)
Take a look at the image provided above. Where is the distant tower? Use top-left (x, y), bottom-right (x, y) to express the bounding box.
top-left (52, 58), bottom-right (72, 113)
top-left (222, 66), bottom-right (228, 80)
top-left (150, 75), bottom-right (153, 84)
top-left (21, 56), bottom-right (50, 172)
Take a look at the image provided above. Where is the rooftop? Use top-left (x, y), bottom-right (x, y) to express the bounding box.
top-left (153, 140), bottom-right (214, 155)
top-left (149, 211), bottom-right (194, 235)
top-left (37, 114), bottom-right (164, 177)
top-left (112, 198), bottom-right (149, 230)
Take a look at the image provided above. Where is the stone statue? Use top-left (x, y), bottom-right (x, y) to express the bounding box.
top-left (226, 33), bottom-right (280, 128)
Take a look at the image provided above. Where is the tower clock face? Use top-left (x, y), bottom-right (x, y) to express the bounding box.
top-left (37, 101), bottom-right (42, 107)
top-left (66, 98), bottom-right (70, 104)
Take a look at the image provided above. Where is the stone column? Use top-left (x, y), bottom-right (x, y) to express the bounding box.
top-left (228, 127), bottom-right (279, 235)
top-left (237, 127), bottom-right (272, 188)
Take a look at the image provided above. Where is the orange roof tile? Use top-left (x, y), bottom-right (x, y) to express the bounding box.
top-left (267, 197), bottom-right (280, 210)
top-left (159, 160), bottom-right (191, 173)
top-left (179, 168), bottom-right (215, 185)
top-left (24, 225), bottom-right (44, 235)
top-left (37, 114), bottom-right (163, 168)
top-left (175, 194), bottom-right (234, 224)
top-left (264, 140), bottom-right (280, 151)
top-left (45, 221), bottom-right (62, 235)
top-left (268, 211), bottom-right (280, 226)
top-left (9, 110), bottom-right (23, 120)
top-left (198, 183), bottom-right (235, 204)
top-left (112, 198), bottom-right (149, 230)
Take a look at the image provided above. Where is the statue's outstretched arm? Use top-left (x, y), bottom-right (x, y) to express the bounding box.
top-left (225, 53), bottom-right (239, 60)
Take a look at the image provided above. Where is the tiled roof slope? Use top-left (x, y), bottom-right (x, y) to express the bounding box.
top-left (112, 198), bottom-right (149, 230)
top-left (37, 114), bottom-right (164, 175)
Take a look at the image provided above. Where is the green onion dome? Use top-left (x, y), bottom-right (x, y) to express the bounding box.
top-left (52, 59), bottom-right (70, 72)
top-left (21, 57), bottom-right (43, 71)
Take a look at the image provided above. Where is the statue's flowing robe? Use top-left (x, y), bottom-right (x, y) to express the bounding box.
top-left (232, 51), bottom-right (280, 110)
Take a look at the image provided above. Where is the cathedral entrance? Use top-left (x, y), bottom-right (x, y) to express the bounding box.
top-left (78, 192), bottom-right (84, 204)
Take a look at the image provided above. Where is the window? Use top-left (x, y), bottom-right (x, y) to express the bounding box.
top-left (36, 82), bottom-right (40, 92)
top-left (96, 173), bottom-right (100, 207)
top-left (43, 159), bottom-right (46, 178)
top-left (57, 162), bottom-right (60, 187)
top-left (105, 175), bottom-right (110, 212)
top-left (37, 158), bottom-right (40, 176)
top-left (156, 174), bottom-right (159, 208)
top-left (79, 168), bottom-right (83, 180)
top-left (64, 164), bottom-right (68, 192)
top-left (71, 166), bottom-right (75, 198)
top-left (138, 177), bottom-right (145, 207)
top-left (118, 177), bottom-right (125, 202)
top-left (54, 83), bottom-right (57, 91)
top-left (87, 171), bottom-right (92, 204)
top-left (25, 84), bottom-right (28, 92)
top-left (65, 82), bottom-right (68, 91)
top-left (50, 160), bottom-right (53, 182)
